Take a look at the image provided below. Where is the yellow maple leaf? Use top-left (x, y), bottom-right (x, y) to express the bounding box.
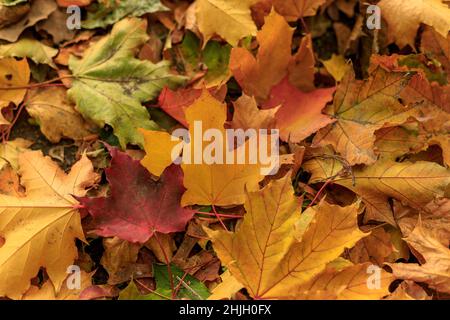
top-left (206, 173), bottom-right (367, 299)
top-left (296, 261), bottom-right (394, 299)
top-left (141, 90), bottom-right (267, 207)
top-left (0, 151), bottom-right (99, 299)
top-left (196, 0), bottom-right (258, 47)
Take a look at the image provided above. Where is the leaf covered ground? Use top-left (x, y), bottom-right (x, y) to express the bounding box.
top-left (0, 0), bottom-right (449, 300)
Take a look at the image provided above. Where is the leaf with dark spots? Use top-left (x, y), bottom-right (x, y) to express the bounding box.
top-left (78, 147), bottom-right (195, 243)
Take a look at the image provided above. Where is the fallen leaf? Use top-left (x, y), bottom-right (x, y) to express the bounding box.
top-left (78, 147), bottom-right (195, 243)
top-left (272, 0), bottom-right (327, 21)
top-left (0, 58), bottom-right (30, 122)
top-left (0, 0), bottom-right (57, 43)
top-left (349, 228), bottom-right (394, 265)
top-left (141, 90), bottom-right (264, 207)
top-left (37, 8), bottom-right (76, 43)
top-left (313, 63), bottom-right (418, 165)
top-left (263, 77), bottom-right (335, 143)
top-left (26, 87), bottom-right (96, 143)
top-left (101, 237), bottom-right (151, 285)
top-left (68, 18), bottom-right (186, 147)
top-left (82, 0), bottom-right (168, 29)
top-left (230, 94), bottom-right (278, 131)
top-left (321, 54), bottom-right (351, 82)
top-left (388, 222), bottom-right (450, 294)
top-left (295, 262), bottom-right (394, 299)
top-left (23, 271), bottom-right (93, 300)
top-left (0, 151), bottom-right (99, 299)
top-left (379, 0), bottom-right (450, 49)
top-left (308, 158), bottom-right (450, 225)
top-left (196, 0), bottom-right (257, 47)
top-left (0, 38), bottom-right (58, 68)
top-left (206, 173), bottom-right (367, 299)
top-left (157, 86), bottom-right (227, 128)
top-left (0, 138), bottom-right (32, 170)
top-left (208, 270), bottom-right (244, 300)
top-left (230, 10), bottom-right (293, 102)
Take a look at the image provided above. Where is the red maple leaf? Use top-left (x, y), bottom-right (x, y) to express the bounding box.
top-left (78, 147), bottom-right (195, 243)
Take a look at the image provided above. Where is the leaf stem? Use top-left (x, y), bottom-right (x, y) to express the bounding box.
top-left (153, 232), bottom-right (175, 299)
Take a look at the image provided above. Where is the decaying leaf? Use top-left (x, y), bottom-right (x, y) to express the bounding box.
top-left (26, 87), bottom-right (96, 143)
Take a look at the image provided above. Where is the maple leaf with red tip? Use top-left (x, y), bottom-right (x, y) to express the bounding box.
top-left (78, 148), bottom-right (194, 243)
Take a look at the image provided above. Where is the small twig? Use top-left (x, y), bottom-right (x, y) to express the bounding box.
top-left (134, 279), bottom-right (172, 300)
top-left (194, 211), bottom-right (243, 219)
top-left (0, 75), bottom-right (73, 90)
top-left (175, 276), bottom-right (204, 300)
top-left (212, 205), bottom-right (228, 231)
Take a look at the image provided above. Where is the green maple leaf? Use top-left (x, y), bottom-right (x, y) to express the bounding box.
top-left (119, 265), bottom-right (210, 300)
top-left (82, 0), bottom-right (168, 29)
top-left (68, 18), bottom-right (186, 147)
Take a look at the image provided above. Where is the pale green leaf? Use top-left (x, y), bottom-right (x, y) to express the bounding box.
top-left (68, 18), bottom-right (186, 147)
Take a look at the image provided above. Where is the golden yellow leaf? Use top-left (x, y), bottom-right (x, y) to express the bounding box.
top-left (379, 0), bottom-right (450, 49)
top-left (321, 54), bottom-right (351, 82)
top-left (196, 0), bottom-right (257, 47)
top-left (0, 151), bottom-right (99, 299)
top-left (296, 262), bottom-right (394, 300)
top-left (206, 173), bottom-right (367, 299)
top-left (208, 270), bottom-right (244, 300)
top-left (140, 129), bottom-right (183, 177)
top-left (230, 9), bottom-right (293, 102)
top-left (141, 90), bottom-right (264, 207)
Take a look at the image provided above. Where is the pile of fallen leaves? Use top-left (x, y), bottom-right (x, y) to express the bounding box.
top-left (0, 0), bottom-right (449, 300)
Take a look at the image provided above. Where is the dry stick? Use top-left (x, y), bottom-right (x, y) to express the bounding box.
top-left (175, 276), bottom-right (204, 300)
top-left (172, 271), bottom-right (189, 298)
top-left (0, 75), bottom-right (73, 91)
top-left (134, 279), bottom-right (172, 300)
top-left (212, 205), bottom-right (228, 231)
top-left (194, 211), bottom-right (244, 219)
top-left (304, 177), bottom-right (335, 210)
top-left (153, 232), bottom-right (176, 299)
